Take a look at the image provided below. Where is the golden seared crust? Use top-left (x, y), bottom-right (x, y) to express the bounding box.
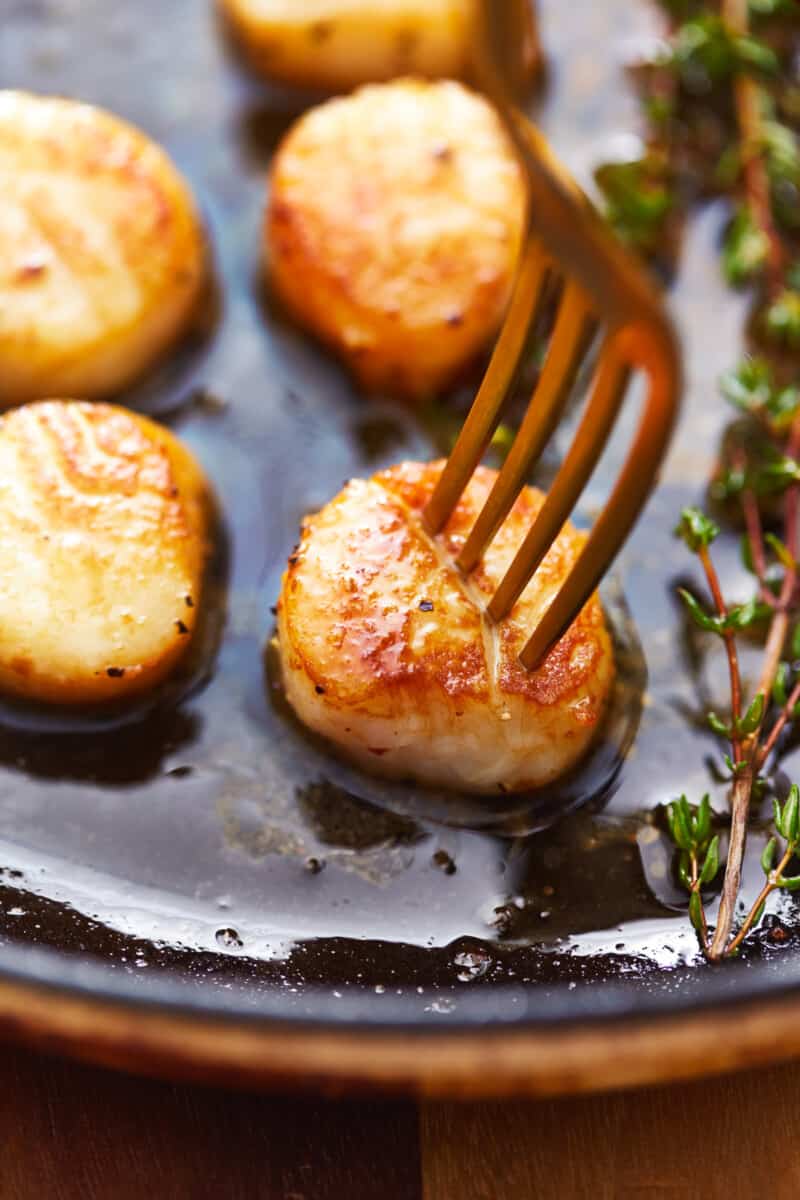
top-left (220, 0), bottom-right (471, 91)
top-left (0, 401), bottom-right (212, 705)
top-left (0, 91), bottom-right (205, 406)
top-left (266, 79), bottom-right (524, 400)
top-left (376, 462), bottom-right (610, 712)
top-left (277, 461), bottom-right (615, 794)
top-left (282, 476), bottom-right (489, 712)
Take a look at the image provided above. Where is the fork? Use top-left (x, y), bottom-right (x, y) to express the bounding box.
top-left (423, 0), bottom-right (681, 670)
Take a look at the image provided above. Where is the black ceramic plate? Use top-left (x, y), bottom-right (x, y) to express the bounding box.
top-left (2, 0), bottom-right (800, 1094)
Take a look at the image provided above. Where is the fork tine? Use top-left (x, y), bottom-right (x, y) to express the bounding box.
top-left (487, 340), bottom-right (630, 623)
top-left (519, 330), bottom-right (678, 669)
top-left (422, 236), bottom-right (549, 536)
top-left (427, 0), bottom-right (681, 673)
top-left (456, 279), bottom-right (596, 574)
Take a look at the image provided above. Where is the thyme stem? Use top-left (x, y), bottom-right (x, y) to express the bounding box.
top-left (699, 544), bottom-right (744, 760)
top-left (755, 675), bottom-right (800, 771)
top-left (709, 767), bottom-right (753, 958)
top-left (739, 475), bottom-right (775, 606)
top-left (726, 842), bottom-right (794, 956)
top-left (723, 0), bottom-right (786, 296)
top-left (689, 851), bottom-right (709, 944)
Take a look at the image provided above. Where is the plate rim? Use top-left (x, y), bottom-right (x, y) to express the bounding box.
top-left (1, 947), bottom-right (799, 1095)
top-left (0, 932), bottom-right (800, 1093)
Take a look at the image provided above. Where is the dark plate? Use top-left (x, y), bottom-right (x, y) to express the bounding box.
top-left (1, 0), bottom-right (800, 1097)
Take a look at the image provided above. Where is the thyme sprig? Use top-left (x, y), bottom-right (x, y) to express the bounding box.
top-left (726, 786), bottom-right (800, 953)
top-left (596, 0), bottom-right (800, 337)
top-left (598, 0), bottom-right (800, 955)
top-left (666, 794), bottom-right (720, 940)
top-left (674, 359), bottom-right (800, 957)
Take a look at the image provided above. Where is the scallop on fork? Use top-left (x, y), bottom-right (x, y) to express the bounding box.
top-left (277, 0), bottom-right (680, 794)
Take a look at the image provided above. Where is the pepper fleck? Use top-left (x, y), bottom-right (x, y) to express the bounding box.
top-left (106, 667), bottom-right (125, 678)
top-left (176, 620), bottom-right (189, 635)
top-left (309, 19), bottom-right (333, 42)
top-left (432, 849), bottom-right (456, 875)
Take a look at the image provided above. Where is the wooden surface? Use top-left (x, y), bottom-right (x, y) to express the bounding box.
top-left (2, 1045), bottom-right (799, 1198)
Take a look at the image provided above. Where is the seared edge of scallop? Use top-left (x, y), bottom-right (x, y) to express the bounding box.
top-left (220, 0), bottom-right (471, 91)
top-left (276, 461), bottom-right (614, 794)
top-left (0, 90), bottom-right (206, 406)
top-left (0, 400), bottom-right (212, 705)
top-left (266, 79), bottom-right (524, 401)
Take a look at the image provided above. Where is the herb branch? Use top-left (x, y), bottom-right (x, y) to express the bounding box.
top-left (598, 0), bottom-right (800, 956)
top-left (674, 360), bottom-right (800, 957)
top-left (727, 786), bottom-right (800, 953)
top-left (596, 0), bottom-right (800, 341)
top-left (666, 794), bottom-right (720, 940)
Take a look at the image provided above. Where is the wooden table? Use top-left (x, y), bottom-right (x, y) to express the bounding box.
top-left (2, 1046), bottom-right (797, 1198)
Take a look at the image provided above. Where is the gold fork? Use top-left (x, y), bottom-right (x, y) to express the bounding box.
top-left (423, 0), bottom-right (681, 670)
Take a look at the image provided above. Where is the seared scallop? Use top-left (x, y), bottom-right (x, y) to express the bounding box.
top-left (0, 401), bottom-right (212, 705)
top-left (0, 91), bottom-right (205, 407)
top-left (221, 0), bottom-right (540, 93)
top-left (222, 0), bottom-right (473, 91)
top-left (266, 79), bottom-right (525, 400)
top-left (276, 461), bottom-right (614, 794)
